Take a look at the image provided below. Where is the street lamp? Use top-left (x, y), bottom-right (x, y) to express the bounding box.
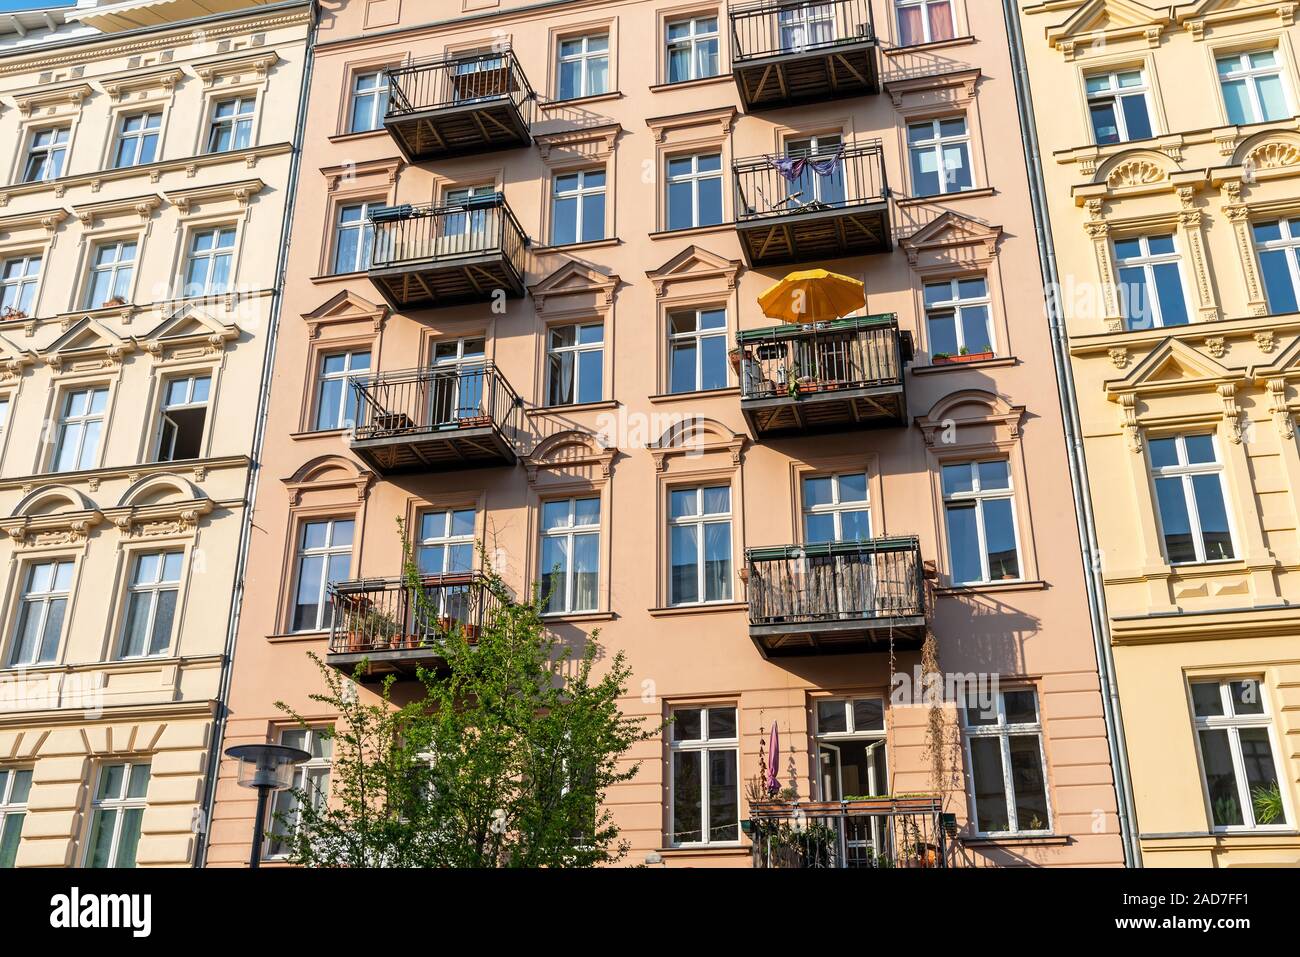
top-left (225, 742), bottom-right (311, 869)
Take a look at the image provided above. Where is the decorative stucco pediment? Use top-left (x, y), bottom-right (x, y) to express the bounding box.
top-left (645, 245), bottom-right (742, 298)
top-left (1107, 337), bottom-right (1241, 395)
top-left (0, 332), bottom-right (36, 382)
top-left (138, 305), bottom-right (238, 359)
top-left (900, 211), bottom-right (1002, 267)
top-left (529, 261), bottom-right (619, 313)
top-left (1177, 0), bottom-right (1297, 39)
top-left (523, 429), bottom-right (616, 485)
top-left (648, 417), bottom-right (745, 470)
top-left (1046, 0), bottom-right (1172, 57)
top-left (282, 455), bottom-right (375, 505)
top-left (2, 486), bottom-right (103, 549)
top-left (301, 289), bottom-right (387, 339)
top-left (42, 316), bottom-right (134, 370)
top-left (915, 389), bottom-right (1024, 447)
top-left (105, 474), bottom-right (213, 539)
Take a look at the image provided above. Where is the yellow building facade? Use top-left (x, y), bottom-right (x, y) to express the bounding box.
top-left (1013, 0), bottom-right (1300, 866)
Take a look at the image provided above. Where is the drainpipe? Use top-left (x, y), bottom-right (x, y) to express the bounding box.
top-left (999, 0), bottom-right (1142, 867)
top-left (194, 0), bottom-right (320, 867)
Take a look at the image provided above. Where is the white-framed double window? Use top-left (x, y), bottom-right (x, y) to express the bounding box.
top-left (112, 111), bottom-right (162, 168)
top-left (333, 202), bottom-right (380, 274)
top-left (668, 307), bottom-right (728, 394)
top-left (924, 276), bottom-right (993, 359)
top-left (669, 484), bottom-right (732, 606)
top-left (802, 472), bottom-right (870, 544)
top-left (84, 239), bottom-right (136, 308)
top-left (417, 507), bottom-right (476, 575)
top-left (0, 253), bottom-right (41, 318)
top-left (1115, 234), bottom-right (1191, 330)
top-left (206, 96), bottom-right (256, 153)
top-left (0, 767), bottom-right (33, 868)
top-left (962, 688), bottom-right (1052, 836)
top-left (349, 70), bottom-right (390, 133)
top-left (908, 117), bottom-right (972, 196)
top-left (84, 762), bottom-right (150, 868)
top-left (22, 126), bottom-right (69, 183)
top-left (118, 550), bottom-right (183, 659)
top-left (666, 152), bottom-right (723, 230)
top-left (895, 0), bottom-right (956, 47)
top-left (666, 15), bottom-right (719, 82)
top-left (942, 460), bottom-right (1021, 585)
top-left (9, 560), bottom-right (73, 666)
top-left (182, 226), bottom-right (236, 297)
top-left (1252, 218), bottom-right (1300, 315)
top-left (540, 496), bottom-right (600, 615)
top-left (815, 696), bottom-right (888, 803)
top-left (155, 374), bottom-right (211, 463)
top-left (290, 518), bottom-right (354, 633)
top-left (1085, 70), bottom-right (1154, 145)
top-left (1191, 678), bottom-right (1288, 831)
top-left (551, 169), bottom-right (606, 246)
top-left (1217, 50), bottom-right (1290, 126)
top-left (266, 727), bottom-right (332, 859)
top-left (546, 322), bottom-right (604, 406)
top-left (314, 350), bottom-right (370, 431)
top-left (557, 33), bottom-right (609, 100)
top-left (669, 704), bottom-right (739, 845)
top-left (1148, 434), bottom-right (1236, 565)
top-left (783, 133), bottom-right (845, 206)
top-left (52, 386), bottom-right (109, 473)
top-left (778, 2), bottom-right (835, 51)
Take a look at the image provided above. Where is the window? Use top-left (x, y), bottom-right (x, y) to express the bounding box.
top-left (333, 202), bottom-right (379, 274)
top-left (417, 508), bottom-right (476, 622)
top-left (925, 277), bottom-right (993, 359)
top-left (669, 485), bottom-right (732, 605)
top-left (9, 560), bottom-right (72, 666)
top-left (0, 768), bottom-right (32, 868)
top-left (266, 728), bottom-right (332, 858)
top-left (155, 374), bottom-right (211, 462)
top-left (206, 96), bottom-right (256, 153)
top-left (1115, 234), bottom-right (1190, 330)
top-left (668, 307), bottom-right (727, 394)
top-left (22, 126), bottom-right (69, 183)
top-left (802, 472), bottom-right (870, 544)
top-left (779, 2), bottom-right (834, 51)
top-left (112, 111), bottom-right (162, 168)
top-left (666, 16), bottom-right (719, 82)
top-left (546, 322), bottom-right (603, 406)
top-left (962, 689), bottom-right (1051, 835)
top-left (942, 460), bottom-right (1020, 585)
top-left (1218, 50), bottom-right (1289, 126)
top-left (540, 496), bottom-right (600, 615)
top-left (52, 386), bottom-right (108, 473)
top-left (1191, 679), bottom-right (1287, 830)
top-left (0, 254), bottom-right (41, 318)
top-left (1085, 70), bottom-right (1154, 145)
top-left (0, 396), bottom-right (9, 439)
top-left (84, 239), bottom-right (136, 308)
top-left (784, 133), bottom-right (845, 207)
top-left (669, 705), bottom-right (738, 845)
top-left (349, 70), bottom-right (390, 133)
top-left (1149, 435), bottom-right (1235, 565)
top-left (84, 762), bottom-right (150, 868)
top-left (816, 697), bottom-right (888, 833)
top-left (314, 350), bottom-right (370, 431)
top-left (666, 152), bottom-right (723, 230)
top-left (430, 335), bottom-right (487, 424)
top-left (182, 227), bottom-right (236, 297)
top-left (291, 518), bottom-right (354, 632)
top-left (118, 551), bottom-right (183, 658)
top-left (908, 117), bottom-right (972, 196)
top-left (557, 33), bottom-right (609, 100)
top-left (896, 0), bottom-right (955, 46)
top-left (551, 169), bottom-right (606, 246)
top-left (1252, 218), bottom-right (1300, 314)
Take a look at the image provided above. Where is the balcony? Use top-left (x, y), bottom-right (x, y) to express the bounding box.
top-left (326, 572), bottom-right (502, 681)
top-left (736, 314), bottom-right (910, 437)
top-left (348, 363), bottom-right (525, 473)
top-left (383, 50), bottom-right (536, 162)
top-left (733, 140), bottom-right (890, 268)
top-left (749, 796), bottom-right (955, 868)
top-left (744, 536), bottom-right (925, 657)
top-left (367, 196), bottom-right (528, 310)
top-left (729, 0), bottom-right (879, 111)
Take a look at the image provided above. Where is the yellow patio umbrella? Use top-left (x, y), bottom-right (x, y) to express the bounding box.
top-left (757, 269), bottom-right (865, 324)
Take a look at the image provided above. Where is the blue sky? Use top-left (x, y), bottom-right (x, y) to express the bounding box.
top-left (0, 0), bottom-right (76, 12)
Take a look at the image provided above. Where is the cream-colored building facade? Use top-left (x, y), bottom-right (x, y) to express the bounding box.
top-left (1014, 0), bottom-right (1300, 866)
top-left (0, 0), bottom-right (307, 867)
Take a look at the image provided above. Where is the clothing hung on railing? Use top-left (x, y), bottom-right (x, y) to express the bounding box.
top-left (768, 147), bottom-right (843, 184)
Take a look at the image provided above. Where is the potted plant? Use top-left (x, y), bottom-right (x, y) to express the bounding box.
top-left (935, 345), bottom-right (995, 365)
top-left (101, 295), bottom-right (127, 308)
top-left (0, 307), bottom-right (27, 321)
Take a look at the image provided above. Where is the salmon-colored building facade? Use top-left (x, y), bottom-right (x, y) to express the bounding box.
top-left (207, 0), bottom-right (1129, 867)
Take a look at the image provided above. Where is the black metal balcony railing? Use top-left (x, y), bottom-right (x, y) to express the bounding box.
top-left (326, 572), bottom-right (502, 678)
top-left (745, 537), bottom-right (925, 656)
top-left (384, 49), bottom-right (536, 160)
top-left (729, 0), bottom-right (879, 109)
top-left (348, 363), bottom-right (525, 472)
top-left (732, 140), bottom-right (890, 266)
top-left (367, 196), bottom-right (529, 309)
top-left (749, 797), bottom-right (954, 869)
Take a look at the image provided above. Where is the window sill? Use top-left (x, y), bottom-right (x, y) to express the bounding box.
top-left (649, 387), bottom-right (739, 404)
top-left (896, 186), bottom-right (995, 207)
top-left (648, 601), bottom-right (746, 617)
top-left (541, 91), bottom-right (623, 111)
top-left (527, 400), bottom-right (619, 416)
top-left (326, 128), bottom-right (390, 145)
top-left (882, 35), bottom-right (977, 57)
top-left (266, 631), bottom-right (329, 642)
top-left (289, 428), bottom-right (347, 440)
top-left (541, 611), bottom-right (617, 623)
top-left (310, 270), bottom-right (370, 284)
top-left (530, 237), bottom-right (621, 254)
top-left (912, 355), bottom-right (1017, 374)
top-left (936, 579), bottom-right (1047, 596)
top-left (962, 833), bottom-right (1067, 848)
top-left (649, 75), bottom-right (733, 94)
top-left (655, 843), bottom-right (749, 857)
top-left (648, 223), bottom-right (733, 241)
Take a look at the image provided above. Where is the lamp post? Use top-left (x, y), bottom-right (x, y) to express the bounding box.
top-left (224, 742), bottom-right (311, 868)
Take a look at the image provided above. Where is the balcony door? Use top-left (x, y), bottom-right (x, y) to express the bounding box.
top-left (778, 3), bottom-right (835, 52)
top-left (437, 185), bottom-right (497, 256)
top-left (428, 336), bottom-right (487, 429)
top-left (784, 134), bottom-right (846, 209)
top-left (451, 49), bottom-right (511, 105)
top-left (802, 472), bottom-right (873, 619)
top-left (816, 697), bottom-right (888, 867)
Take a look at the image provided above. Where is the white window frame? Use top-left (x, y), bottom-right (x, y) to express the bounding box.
top-left (84, 239), bottom-right (136, 309)
top-left (1252, 217), bottom-right (1300, 313)
top-left (895, 0), bottom-right (957, 46)
top-left (22, 126), bottom-right (69, 183)
top-left (1114, 233), bottom-right (1191, 330)
top-left (117, 550), bottom-right (183, 659)
top-left (0, 767), bottom-right (32, 869)
top-left (778, 1), bottom-right (835, 51)
top-left (181, 226), bottom-right (237, 298)
top-left (1084, 69), bottom-right (1155, 145)
top-left (1148, 434), bottom-right (1238, 566)
top-left (907, 116), bottom-right (973, 196)
top-left (667, 306), bottom-right (728, 394)
top-left (665, 152), bottom-right (723, 230)
top-left (0, 253), bottom-right (42, 319)
top-left (290, 518), bottom-right (354, 633)
top-left (961, 689), bottom-right (1053, 837)
top-left (801, 471), bottom-right (871, 543)
top-left (545, 321), bottom-right (604, 406)
top-left (206, 96), bottom-right (257, 154)
top-left (556, 33), bottom-right (610, 101)
top-left (8, 559), bottom-right (73, 666)
top-left (416, 507), bottom-right (476, 575)
top-left (265, 727), bottom-right (332, 859)
top-left (665, 15), bottom-right (720, 83)
top-left (539, 496), bottom-right (601, 615)
top-left (550, 168), bottom-right (607, 246)
top-left (112, 110), bottom-right (162, 169)
top-left (1190, 678), bottom-right (1290, 832)
top-left (668, 704), bottom-right (740, 847)
top-left (941, 460), bottom-right (1022, 586)
top-left (314, 349), bottom-right (371, 432)
top-left (349, 70), bottom-right (390, 133)
top-left (924, 276), bottom-right (994, 358)
top-left (155, 373), bottom-right (212, 463)
top-left (51, 385), bottom-right (109, 473)
top-left (83, 761), bottom-right (150, 868)
top-left (333, 201), bottom-right (379, 274)
top-left (668, 484), bottom-right (733, 606)
top-left (1217, 49), bottom-right (1290, 126)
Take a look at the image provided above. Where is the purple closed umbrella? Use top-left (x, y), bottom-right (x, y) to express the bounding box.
top-left (766, 722), bottom-right (779, 796)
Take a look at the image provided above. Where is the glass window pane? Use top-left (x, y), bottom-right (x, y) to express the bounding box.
top-left (946, 503), bottom-right (983, 583)
top-left (1003, 690), bottom-right (1038, 725)
top-left (1238, 728), bottom-right (1280, 813)
top-left (707, 707), bottom-right (736, 740)
top-left (817, 700), bottom-right (847, 733)
top-left (1008, 735), bottom-right (1050, 831)
top-left (977, 460), bottom-right (1010, 490)
top-left (1149, 437), bottom-right (1180, 469)
top-left (1258, 249), bottom-right (1298, 314)
top-left (1152, 262), bottom-right (1189, 326)
top-left (1199, 729), bottom-right (1244, 827)
top-left (114, 807), bottom-right (144, 867)
top-left (0, 813), bottom-right (23, 868)
top-left (702, 486), bottom-right (730, 514)
top-left (1191, 682), bottom-right (1225, 717)
top-left (1183, 434), bottom-right (1216, 465)
top-left (852, 698), bottom-right (884, 732)
top-left (1155, 477), bottom-right (1197, 563)
top-left (85, 809), bottom-right (117, 867)
top-left (670, 525), bottom-right (699, 604)
top-left (1119, 94), bottom-right (1153, 140)
top-left (672, 751), bottom-right (702, 842)
top-left (970, 737), bottom-right (1010, 832)
top-left (840, 510), bottom-right (870, 541)
top-left (1191, 474), bottom-right (1234, 561)
top-left (1221, 78), bottom-right (1252, 125)
top-left (803, 475), bottom-right (833, 507)
top-left (670, 488), bottom-right (696, 519)
top-left (804, 513), bottom-right (835, 543)
top-left (942, 464), bottom-right (973, 496)
top-left (703, 521), bottom-right (731, 601)
top-left (673, 708), bottom-right (703, 741)
top-left (708, 749), bottom-right (738, 841)
top-left (982, 498), bottom-right (1020, 579)
top-left (1230, 679), bottom-right (1264, 716)
top-left (1256, 74), bottom-right (1287, 122)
